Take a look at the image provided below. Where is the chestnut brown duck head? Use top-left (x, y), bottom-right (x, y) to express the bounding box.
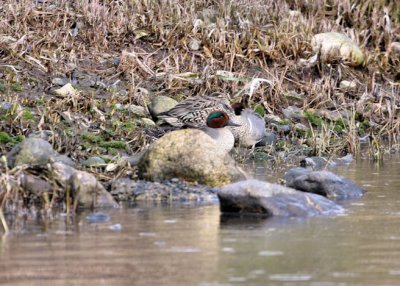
top-left (202, 111), bottom-right (240, 153)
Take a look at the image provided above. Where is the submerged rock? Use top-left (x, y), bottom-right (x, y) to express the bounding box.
top-left (111, 178), bottom-right (218, 203)
top-left (138, 129), bottom-right (243, 186)
top-left (7, 138), bottom-right (56, 167)
top-left (286, 170), bottom-right (365, 200)
top-left (218, 179), bottom-right (343, 217)
top-left (311, 32), bottom-right (364, 66)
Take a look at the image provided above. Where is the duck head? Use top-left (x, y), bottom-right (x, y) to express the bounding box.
top-left (231, 93), bottom-right (250, 115)
top-left (231, 102), bottom-right (245, 115)
top-left (207, 111), bottom-right (241, 128)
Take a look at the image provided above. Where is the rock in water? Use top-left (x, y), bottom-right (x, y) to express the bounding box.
top-left (7, 138), bottom-right (56, 167)
top-left (218, 179), bottom-right (343, 217)
top-left (51, 162), bottom-right (118, 208)
top-left (286, 170), bottom-right (365, 200)
top-left (283, 167), bottom-right (312, 185)
top-left (138, 129), bottom-right (243, 187)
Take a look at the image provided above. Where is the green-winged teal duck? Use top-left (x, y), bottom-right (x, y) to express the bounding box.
top-left (159, 92), bottom-right (266, 148)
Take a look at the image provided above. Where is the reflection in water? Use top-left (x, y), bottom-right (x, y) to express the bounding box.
top-left (0, 155), bottom-right (399, 286)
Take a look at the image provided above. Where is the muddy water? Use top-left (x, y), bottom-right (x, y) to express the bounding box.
top-left (0, 156), bottom-right (399, 286)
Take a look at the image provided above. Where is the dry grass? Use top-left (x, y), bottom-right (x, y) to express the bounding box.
top-left (0, 0), bottom-right (399, 167)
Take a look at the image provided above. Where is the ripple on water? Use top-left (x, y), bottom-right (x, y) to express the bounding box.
top-left (228, 276), bottom-right (247, 282)
top-left (269, 274), bottom-right (313, 281)
top-left (389, 270), bottom-right (400, 275)
top-left (165, 246), bottom-right (201, 253)
top-left (258, 250), bottom-right (284, 256)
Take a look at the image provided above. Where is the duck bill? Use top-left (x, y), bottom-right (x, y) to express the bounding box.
top-left (226, 119), bottom-right (241, 127)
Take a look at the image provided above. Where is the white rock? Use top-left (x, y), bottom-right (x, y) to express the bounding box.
top-left (311, 32), bottom-right (364, 66)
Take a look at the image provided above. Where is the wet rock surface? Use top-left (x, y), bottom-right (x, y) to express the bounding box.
top-left (285, 169), bottom-right (365, 200)
top-left (51, 162), bottom-right (118, 208)
top-left (138, 129), bottom-right (244, 186)
top-left (111, 178), bottom-right (219, 203)
top-left (218, 179), bottom-right (343, 217)
top-left (3, 138), bottom-right (118, 211)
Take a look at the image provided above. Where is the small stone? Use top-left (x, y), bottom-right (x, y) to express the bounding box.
top-left (54, 83), bottom-right (79, 98)
top-left (282, 106), bottom-right (305, 120)
top-left (126, 104), bottom-right (148, 117)
top-left (339, 80), bottom-right (357, 91)
top-left (257, 132), bottom-right (277, 146)
top-left (54, 154), bottom-right (75, 167)
top-left (300, 157), bottom-right (336, 170)
top-left (52, 77), bottom-right (67, 86)
top-left (188, 38), bottom-right (201, 51)
top-left (81, 156), bottom-right (106, 167)
top-left (140, 117), bottom-right (157, 128)
top-left (148, 96), bottom-right (178, 118)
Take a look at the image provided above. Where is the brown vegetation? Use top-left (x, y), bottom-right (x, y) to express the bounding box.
top-left (0, 0), bottom-right (399, 190)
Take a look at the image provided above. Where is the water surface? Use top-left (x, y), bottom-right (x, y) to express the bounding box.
top-left (0, 155), bottom-right (399, 286)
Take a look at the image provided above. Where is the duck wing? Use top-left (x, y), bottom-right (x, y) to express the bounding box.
top-left (158, 95), bottom-right (234, 128)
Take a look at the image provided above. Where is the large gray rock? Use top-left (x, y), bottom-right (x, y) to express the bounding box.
top-left (286, 170), bottom-right (365, 200)
top-left (138, 129), bottom-right (243, 187)
top-left (218, 179), bottom-right (343, 217)
top-left (148, 96), bottom-right (178, 118)
top-left (51, 162), bottom-right (118, 208)
top-left (7, 138), bottom-right (56, 167)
